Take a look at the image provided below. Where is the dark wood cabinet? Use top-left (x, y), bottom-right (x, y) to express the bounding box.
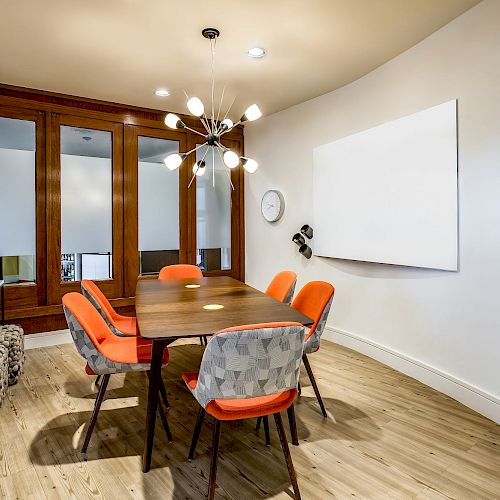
top-left (0, 84), bottom-right (245, 333)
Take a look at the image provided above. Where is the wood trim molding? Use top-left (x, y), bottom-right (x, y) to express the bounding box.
top-left (0, 83), bottom-right (243, 138)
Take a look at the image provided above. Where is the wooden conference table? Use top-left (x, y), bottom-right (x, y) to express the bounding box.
top-left (135, 276), bottom-right (314, 472)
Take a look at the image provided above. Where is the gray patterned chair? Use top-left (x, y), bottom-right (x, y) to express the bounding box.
top-left (62, 292), bottom-right (172, 453)
top-left (183, 321), bottom-right (305, 500)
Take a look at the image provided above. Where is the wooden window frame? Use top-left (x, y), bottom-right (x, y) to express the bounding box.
top-left (0, 106), bottom-right (46, 313)
top-left (123, 125), bottom-right (188, 297)
top-left (47, 113), bottom-right (124, 304)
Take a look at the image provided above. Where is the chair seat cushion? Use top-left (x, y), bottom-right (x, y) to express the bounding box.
top-left (182, 371), bottom-right (297, 420)
top-left (99, 336), bottom-right (169, 366)
top-left (85, 338), bottom-right (169, 375)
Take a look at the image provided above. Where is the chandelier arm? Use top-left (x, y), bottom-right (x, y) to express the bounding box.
top-left (200, 115), bottom-right (212, 134)
top-left (215, 141), bottom-right (229, 151)
top-left (211, 38), bottom-right (217, 134)
top-left (212, 147), bottom-right (215, 187)
top-left (185, 142), bottom-right (208, 156)
top-left (215, 85), bottom-right (226, 130)
top-left (216, 146), bottom-right (235, 191)
top-left (183, 125), bottom-right (207, 138)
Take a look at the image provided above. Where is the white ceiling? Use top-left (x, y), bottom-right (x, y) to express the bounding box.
top-left (0, 0), bottom-right (480, 120)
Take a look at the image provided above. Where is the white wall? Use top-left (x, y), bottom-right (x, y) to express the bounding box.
top-left (245, 0), bottom-right (500, 423)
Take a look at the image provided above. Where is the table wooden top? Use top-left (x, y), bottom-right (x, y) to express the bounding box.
top-left (135, 276), bottom-right (313, 340)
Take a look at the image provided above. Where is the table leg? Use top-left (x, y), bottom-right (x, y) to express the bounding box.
top-left (143, 339), bottom-right (165, 472)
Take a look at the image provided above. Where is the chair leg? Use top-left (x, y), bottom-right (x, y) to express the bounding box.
top-left (287, 404), bottom-right (299, 446)
top-left (158, 398), bottom-right (173, 442)
top-left (158, 377), bottom-right (170, 408)
top-left (274, 412), bottom-right (301, 499)
top-left (188, 407), bottom-right (206, 461)
top-left (297, 381), bottom-right (301, 396)
top-left (255, 416), bottom-right (262, 431)
top-left (95, 375), bottom-right (102, 386)
top-left (263, 415), bottom-right (271, 447)
top-left (82, 373), bottom-right (110, 453)
top-left (207, 419), bottom-right (222, 500)
top-left (200, 336), bottom-right (204, 346)
top-left (302, 354), bottom-right (327, 417)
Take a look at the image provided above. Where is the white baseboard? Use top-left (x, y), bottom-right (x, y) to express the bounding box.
top-left (324, 326), bottom-right (500, 424)
top-left (24, 329), bottom-right (72, 350)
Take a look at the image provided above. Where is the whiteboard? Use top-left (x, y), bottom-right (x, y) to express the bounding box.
top-left (313, 100), bottom-right (457, 271)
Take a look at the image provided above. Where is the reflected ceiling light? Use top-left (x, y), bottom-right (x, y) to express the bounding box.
top-left (248, 47), bottom-right (266, 58)
top-left (203, 304), bottom-right (224, 310)
top-left (162, 28), bottom-right (262, 189)
top-left (155, 89), bottom-right (170, 97)
top-left (185, 284), bottom-right (201, 288)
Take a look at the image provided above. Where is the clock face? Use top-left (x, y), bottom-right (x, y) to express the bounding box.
top-left (261, 190), bottom-right (285, 222)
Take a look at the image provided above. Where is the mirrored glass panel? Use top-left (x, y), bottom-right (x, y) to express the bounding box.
top-left (196, 146), bottom-right (231, 271)
top-left (60, 126), bottom-right (113, 282)
top-left (0, 117), bottom-right (36, 283)
top-left (138, 136), bottom-right (180, 274)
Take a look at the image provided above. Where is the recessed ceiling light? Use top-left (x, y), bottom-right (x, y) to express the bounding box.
top-left (155, 89), bottom-right (170, 97)
top-left (248, 47), bottom-right (266, 58)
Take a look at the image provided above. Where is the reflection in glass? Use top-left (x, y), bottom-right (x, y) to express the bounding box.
top-left (196, 146), bottom-right (231, 271)
top-left (60, 126), bottom-right (113, 281)
top-left (138, 136), bottom-right (180, 274)
top-left (0, 117), bottom-right (36, 283)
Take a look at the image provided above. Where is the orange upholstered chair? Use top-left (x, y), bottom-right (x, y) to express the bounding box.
top-left (81, 280), bottom-right (137, 337)
top-left (292, 281), bottom-right (335, 417)
top-left (265, 271), bottom-right (297, 305)
top-left (183, 322), bottom-right (305, 499)
top-left (63, 292), bottom-right (172, 453)
top-left (158, 264), bottom-right (203, 281)
top-left (158, 264), bottom-right (205, 345)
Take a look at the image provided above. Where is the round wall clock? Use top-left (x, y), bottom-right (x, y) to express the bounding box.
top-left (261, 190), bottom-right (285, 222)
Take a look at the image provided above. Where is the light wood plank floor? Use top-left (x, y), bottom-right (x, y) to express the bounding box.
top-left (0, 339), bottom-right (498, 499)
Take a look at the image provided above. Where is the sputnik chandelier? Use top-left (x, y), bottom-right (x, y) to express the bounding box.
top-left (162, 28), bottom-right (261, 189)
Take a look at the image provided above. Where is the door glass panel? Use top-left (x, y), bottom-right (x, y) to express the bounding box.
top-left (0, 117), bottom-right (36, 283)
top-left (196, 146), bottom-right (231, 271)
top-left (138, 136), bottom-right (180, 274)
top-left (60, 126), bottom-right (113, 282)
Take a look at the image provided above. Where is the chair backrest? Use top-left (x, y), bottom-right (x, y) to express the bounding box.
top-left (291, 281), bottom-right (334, 353)
top-left (158, 264), bottom-right (203, 281)
top-left (62, 292), bottom-right (148, 374)
top-left (265, 271), bottom-right (297, 305)
top-left (192, 322), bottom-right (305, 409)
top-left (81, 280), bottom-right (119, 332)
